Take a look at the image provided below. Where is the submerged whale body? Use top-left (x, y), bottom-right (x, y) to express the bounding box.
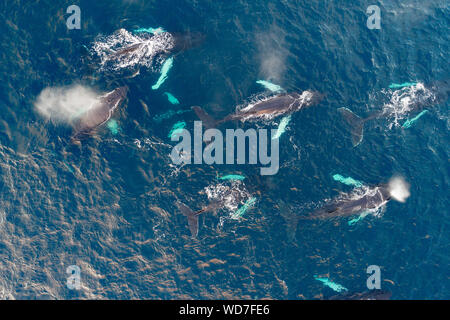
top-left (305, 176), bottom-right (410, 220)
top-left (193, 90), bottom-right (324, 128)
top-left (72, 86), bottom-right (128, 139)
top-left (171, 32), bottom-right (205, 53)
top-left (329, 290), bottom-right (392, 300)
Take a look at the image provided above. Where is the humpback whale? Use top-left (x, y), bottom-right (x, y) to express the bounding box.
top-left (176, 180), bottom-right (251, 237)
top-left (72, 86), bottom-right (128, 139)
top-left (305, 177), bottom-right (410, 220)
top-left (329, 290), bottom-right (392, 300)
top-left (107, 30), bottom-right (204, 60)
top-left (307, 186), bottom-right (392, 220)
top-left (281, 177), bottom-right (409, 238)
top-left (340, 80), bottom-right (450, 146)
top-left (89, 29), bottom-right (205, 75)
top-left (193, 90), bottom-right (324, 128)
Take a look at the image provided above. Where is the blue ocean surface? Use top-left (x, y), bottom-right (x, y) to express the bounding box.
top-left (0, 0), bottom-right (448, 299)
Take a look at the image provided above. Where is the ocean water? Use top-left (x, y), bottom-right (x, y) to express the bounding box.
top-left (0, 0), bottom-right (449, 299)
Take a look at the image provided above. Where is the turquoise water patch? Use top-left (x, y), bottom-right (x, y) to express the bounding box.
top-left (152, 57), bottom-right (173, 90)
top-left (107, 119), bottom-right (119, 135)
top-left (389, 82), bottom-right (417, 89)
top-left (348, 210), bottom-right (371, 226)
top-left (256, 80), bottom-right (283, 93)
top-left (402, 110), bottom-right (429, 128)
top-left (219, 174), bottom-right (246, 181)
top-left (168, 121), bottom-right (186, 139)
top-left (133, 27), bottom-right (166, 35)
top-left (332, 174), bottom-right (363, 188)
top-left (164, 92), bottom-right (180, 105)
top-left (272, 115), bottom-right (291, 140)
top-left (62, 160), bottom-right (74, 174)
top-left (230, 197), bottom-right (257, 220)
top-left (314, 276), bottom-right (348, 293)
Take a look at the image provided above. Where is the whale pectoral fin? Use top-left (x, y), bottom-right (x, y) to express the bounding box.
top-left (338, 107), bottom-right (365, 147)
top-left (176, 201), bottom-right (199, 237)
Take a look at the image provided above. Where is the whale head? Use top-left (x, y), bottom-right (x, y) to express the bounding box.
top-left (308, 91), bottom-right (325, 106)
top-left (71, 86), bottom-right (128, 140)
top-left (290, 90), bottom-right (325, 110)
top-left (101, 86), bottom-right (128, 109)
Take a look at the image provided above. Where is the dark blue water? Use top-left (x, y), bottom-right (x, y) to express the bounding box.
top-left (0, 0), bottom-right (448, 299)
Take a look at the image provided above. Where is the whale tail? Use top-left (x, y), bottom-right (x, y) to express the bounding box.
top-left (338, 107), bottom-right (365, 147)
top-left (176, 201), bottom-right (200, 237)
top-left (192, 106), bottom-right (219, 128)
top-left (279, 201), bottom-right (300, 241)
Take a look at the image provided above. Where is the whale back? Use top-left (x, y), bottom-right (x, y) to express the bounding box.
top-left (245, 91), bottom-right (323, 116)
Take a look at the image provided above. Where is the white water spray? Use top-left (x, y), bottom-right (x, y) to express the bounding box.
top-left (34, 85), bottom-right (100, 123)
top-left (388, 176), bottom-right (410, 203)
top-left (382, 83), bottom-right (435, 128)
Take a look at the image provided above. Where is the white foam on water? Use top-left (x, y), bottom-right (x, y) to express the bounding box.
top-left (382, 83), bottom-right (435, 129)
top-left (336, 185), bottom-right (388, 218)
top-left (238, 92), bottom-right (272, 113)
top-left (34, 84), bottom-right (100, 123)
top-left (204, 181), bottom-right (251, 214)
top-left (91, 28), bottom-right (174, 72)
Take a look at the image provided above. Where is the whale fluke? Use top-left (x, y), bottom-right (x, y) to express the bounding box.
top-left (192, 106), bottom-right (218, 129)
top-left (338, 107), bottom-right (365, 147)
top-left (279, 201), bottom-right (300, 241)
top-left (176, 201), bottom-right (199, 237)
top-left (176, 200), bottom-right (224, 237)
